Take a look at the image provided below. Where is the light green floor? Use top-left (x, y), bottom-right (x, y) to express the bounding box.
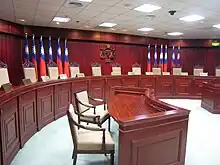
top-left (11, 116), bottom-right (119, 165)
top-left (11, 99), bottom-right (220, 165)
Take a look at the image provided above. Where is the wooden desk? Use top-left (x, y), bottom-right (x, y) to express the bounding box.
top-left (0, 75), bottom-right (217, 165)
top-left (108, 86), bottom-right (190, 165)
top-left (201, 82), bottom-right (220, 114)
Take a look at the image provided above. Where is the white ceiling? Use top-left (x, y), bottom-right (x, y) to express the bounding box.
top-left (1, 0), bottom-right (220, 39)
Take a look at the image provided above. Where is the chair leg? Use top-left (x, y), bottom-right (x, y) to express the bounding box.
top-left (72, 151), bottom-right (77, 165)
top-left (110, 153), bottom-right (114, 165)
top-left (108, 117), bottom-right (111, 132)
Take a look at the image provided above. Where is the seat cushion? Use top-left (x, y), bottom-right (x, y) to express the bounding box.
top-left (81, 105), bottom-right (109, 123)
top-left (77, 130), bottom-right (114, 151)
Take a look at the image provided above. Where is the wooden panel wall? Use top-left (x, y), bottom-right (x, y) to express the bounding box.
top-left (1, 19), bottom-right (220, 85)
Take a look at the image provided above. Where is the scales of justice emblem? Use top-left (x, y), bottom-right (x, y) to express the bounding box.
top-left (100, 44), bottom-right (116, 63)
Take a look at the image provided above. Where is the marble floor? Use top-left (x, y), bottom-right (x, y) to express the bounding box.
top-left (11, 99), bottom-right (220, 165)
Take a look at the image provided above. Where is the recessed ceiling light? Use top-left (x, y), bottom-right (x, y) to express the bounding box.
top-left (179, 14), bottom-right (204, 22)
top-left (134, 4), bottom-right (161, 13)
top-left (111, 28), bottom-right (116, 31)
top-left (167, 32), bottom-right (183, 36)
top-left (84, 25), bottom-right (90, 28)
top-left (53, 16), bottom-right (71, 23)
top-left (56, 22), bottom-right (60, 25)
top-left (99, 23), bottom-right (117, 27)
top-left (20, 19), bottom-right (25, 22)
top-left (137, 27), bottom-right (154, 32)
top-left (122, 29), bottom-right (127, 32)
top-left (213, 24), bottom-right (220, 29)
top-left (78, 0), bottom-right (92, 2)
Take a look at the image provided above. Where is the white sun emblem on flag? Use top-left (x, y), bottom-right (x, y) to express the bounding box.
top-left (49, 47), bottom-right (52, 55)
top-left (58, 48), bottom-right (61, 55)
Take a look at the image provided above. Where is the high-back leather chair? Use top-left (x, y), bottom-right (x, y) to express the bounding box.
top-left (74, 90), bottom-right (111, 131)
top-left (132, 63), bottom-right (141, 75)
top-left (111, 63), bottom-right (121, 75)
top-left (67, 104), bottom-right (115, 165)
top-left (0, 61), bottom-right (10, 87)
top-left (91, 62), bottom-right (102, 76)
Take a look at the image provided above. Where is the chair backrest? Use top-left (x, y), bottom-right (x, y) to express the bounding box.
top-left (70, 67), bottom-right (80, 78)
top-left (112, 63), bottom-right (121, 75)
top-left (23, 62), bottom-right (37, 83)
top-left (173, 68), bottom-right (182, 75)
top-left (75, 91), bottom-right (90, 113)
top-left (132, 63), bottom-right (141, 75)
top-left (23, 68), bottom-right (37, 83)
top-left (152, 68), bottom-right (161, 75)
top-left (67, 104), bottom-right (78, 148)
top-left (91, 62), bottom-right (102, 76)
top-left (0, 61), bottom-right (10, 87)
top-left (48, 67), bottom-right (59, 80)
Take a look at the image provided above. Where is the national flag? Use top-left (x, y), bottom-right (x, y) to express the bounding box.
top-left (159, 45), bottom-right (163, 71)
top-left (64, 39), bottom-right (70, 78)
top-left (57, 38), bottom-right (63, 74)
top-left (48, 36), bottom-right (53, 63)
top-left (171, 46), bottom-right (176, 68)
top-left (32, 34), bottom-right (38, 80)
top-left (163, 45), bottom-right (168, 72)
top-left (147, 45), bottom-right (151, 72)
top-left (177, 46), bottom-right (181, 66)
top-left (154, 45), bottom-right (157, 65)
top-left (24, 33), bottom-right (30, 62)
top-left (39, 36), bottom-right (47, 76)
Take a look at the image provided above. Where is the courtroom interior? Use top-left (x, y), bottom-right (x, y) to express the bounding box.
top-left (0, 0), bottom-right (220, 165)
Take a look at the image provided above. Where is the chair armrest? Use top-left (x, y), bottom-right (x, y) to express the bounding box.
top-left (78, 112), bottom-right (101, 122)
top-left (78, 100), bottom-right (96, 109)
top-left (89, 96), bottom-right (104, 102)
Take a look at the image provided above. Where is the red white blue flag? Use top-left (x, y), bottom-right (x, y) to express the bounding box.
top-left (64, 39), bottom-right (70, 78)
top-left (57, 38), bottom-right (63, 75)
top-left (147, 45), bottom-right (151, 72)
top-left (154, 45), bottom-right (157, 65)
top-left (159, 45), bottom-right (163, 71)
top-left (177, 46), bottom-right (181, 66)
top-left (32, 34), bottom-right (38, 79)
top-left (24, 33), bottom-right (30, 62)
top-left (171, 46), bottom-right (176, 68)
top-left (39, 36), bottom-right (47, 76)
top-left (48, 36), bottom-right (53, 63)
top-left (163, 45), bottom-right (168, 72)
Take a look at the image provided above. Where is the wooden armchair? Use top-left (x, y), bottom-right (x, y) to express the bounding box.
top-left (67, 104), bottom-right (115, 165)
top-left (74, 90), bottom-right (111, 131)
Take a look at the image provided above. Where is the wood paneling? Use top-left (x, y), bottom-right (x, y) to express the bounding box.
top-left (175, 77), bottom-right (193, 97)
top-left (0, 98), bottom-right (19, 165)
top-left (19, 91), bottom-right (37, 147)
top-left (37, 86), bottom-right (54, 130)
top-left (54, 83), bottom-right (71, 119)
top-left (139, 76), bottom-right (156, 89)
top-left (122, 76), bottom-right (139, 87)
top-left (105, 77), bottom-right (122, 101)
top-left (156, 76), bottom-right (174, 97)
top-left (88, 78), bottom-right (105, 100)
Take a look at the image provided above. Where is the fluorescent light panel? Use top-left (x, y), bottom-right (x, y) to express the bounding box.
top-left (137, 27), bottom-right (154, 32)
top-left (78, 0), bottom-right (92, 2)
top-left (213, 24), bottom-right (220, 29)
top-left (53, 16), bottom-right (71, 23)
top-left (134, 4), bottom-right (161, 13)
top-left (179, 14), bottom-right (204, 22)
top-left (167, 32), bottom-right (183, 36)
top-left (99, 23), bottom-right (117, 27)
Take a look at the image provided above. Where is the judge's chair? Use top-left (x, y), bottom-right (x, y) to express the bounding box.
top-left (74, 90), bottom-right (111, 131)
top-left (23, 61), bottom-right (37, 83)
top-left (0, 61), bottom-right (10, 87)
top-left (132, 63), bottom-right (141, 75)
top-left (91, 62), bottom-right (102, 76)
top-left (111, 63), bottom-right (121, 75)
top-left (67, 104), bottom-right (115, 165)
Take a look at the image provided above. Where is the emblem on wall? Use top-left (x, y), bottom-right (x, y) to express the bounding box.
top-left (100, 44), bottom-right (116, 63)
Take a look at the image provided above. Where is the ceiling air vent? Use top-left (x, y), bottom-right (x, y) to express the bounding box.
top-left (145, 14), bottom-right (156, 20)
top-left (68, 1), bottom-right (83, 7)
